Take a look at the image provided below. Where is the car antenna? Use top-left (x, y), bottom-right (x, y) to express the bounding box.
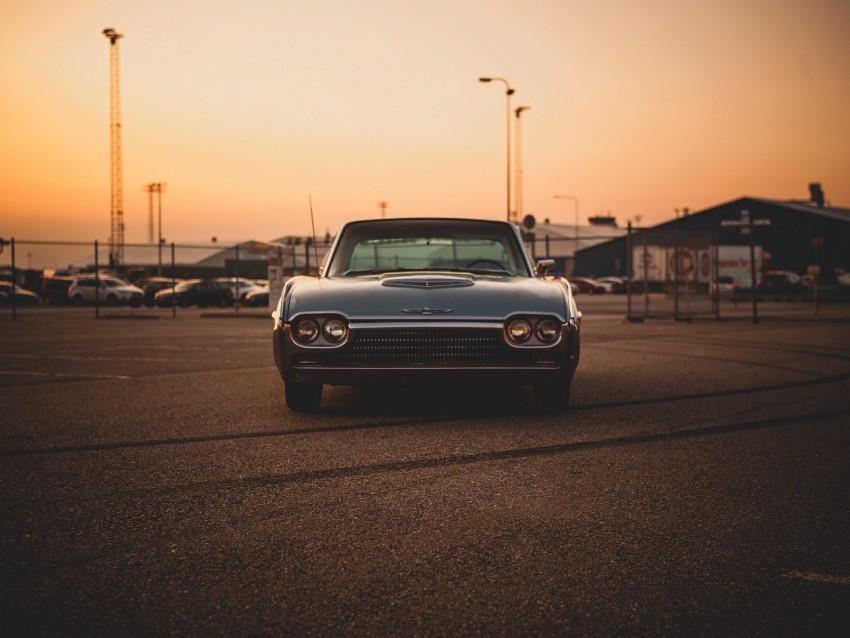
top-left (309, 195), bottom-right (320, 278)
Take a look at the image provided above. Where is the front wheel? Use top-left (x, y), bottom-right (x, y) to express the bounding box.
top-left (285, 382), bottom-right (322, 412)
top-left (533, 376), bottom-right (572, 412)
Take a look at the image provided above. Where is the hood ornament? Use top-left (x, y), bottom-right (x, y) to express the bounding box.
top-left (401, 307), bottom-right (454, 316)
top-left (383, 278), bottom-right (473, 289)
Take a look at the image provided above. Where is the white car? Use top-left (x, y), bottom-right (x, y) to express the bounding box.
top-left (213, 277), bottom-right (263, 302)
top-left (68, 276), bottom-right (144, 306)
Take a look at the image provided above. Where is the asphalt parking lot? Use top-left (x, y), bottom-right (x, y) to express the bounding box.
top-left (2, 301), bottom-right (849, 636)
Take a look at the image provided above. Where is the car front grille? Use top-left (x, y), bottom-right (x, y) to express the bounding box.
top-left (313, 327), bottom-right (539, 367)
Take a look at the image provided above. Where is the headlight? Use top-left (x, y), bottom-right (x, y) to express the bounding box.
top-left (506, 318), bottom-right (532, 343)
top-left (322, 318), bottom-right (348, 343)
top-left (505, 316), bottom-right (563, 346)
top-left (293, 319), bottom-right (319, 343)
top-left (535, 318), bottom-right (559, 343)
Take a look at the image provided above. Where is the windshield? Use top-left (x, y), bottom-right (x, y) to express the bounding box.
top-left (326, 219), bottom-right (530, 278)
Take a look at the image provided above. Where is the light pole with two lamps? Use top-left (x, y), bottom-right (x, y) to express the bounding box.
top-left (514, 106), bottom-right (531, 221)
top-left (479, 76), bottom-right (514, 222)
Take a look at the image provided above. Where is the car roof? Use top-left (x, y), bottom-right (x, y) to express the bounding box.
top-left (338, 217), bottom-right (517, 230)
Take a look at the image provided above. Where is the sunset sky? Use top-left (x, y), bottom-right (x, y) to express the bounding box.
top-left (2, 0), bottom-right (849, 266)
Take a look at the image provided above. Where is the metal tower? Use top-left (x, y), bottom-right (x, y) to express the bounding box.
top-left (103, 28), bottom-right (125, 269)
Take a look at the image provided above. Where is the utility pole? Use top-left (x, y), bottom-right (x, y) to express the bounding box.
top-left (144, 183), bottom-right (157, 243)
top-left (103, 28), bottom-right (125, 270)
top-left (144, 182), bottom-right (166, 274)
top-left (514, 106), bottom-right (530, 221)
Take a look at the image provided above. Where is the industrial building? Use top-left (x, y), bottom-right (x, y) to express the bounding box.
top-left (576, 185), bottom-right (850, 286)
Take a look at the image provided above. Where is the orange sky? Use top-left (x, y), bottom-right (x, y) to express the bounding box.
top-left (2, 0), bottom-right (849, 267)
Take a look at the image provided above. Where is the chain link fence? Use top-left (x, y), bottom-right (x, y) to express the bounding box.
top-left (0, 237), bottom-right (333, 320)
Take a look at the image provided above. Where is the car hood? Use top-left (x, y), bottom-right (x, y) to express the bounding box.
top-left (281, 273), bottom-right (569, 321)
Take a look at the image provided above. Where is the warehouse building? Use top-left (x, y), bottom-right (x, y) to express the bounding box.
top-left (576, 185), bottom-right (850, 285)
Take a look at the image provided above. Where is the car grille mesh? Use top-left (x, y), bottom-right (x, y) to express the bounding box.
top-left (314, 327), bottom-right (538, 367)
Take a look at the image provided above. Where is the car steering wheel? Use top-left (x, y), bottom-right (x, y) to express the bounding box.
top-left (465, 259), bottom-right (506, 270)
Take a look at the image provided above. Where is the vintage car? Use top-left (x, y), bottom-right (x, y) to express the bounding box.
top-left (272, 218), bottom-right (581, 412)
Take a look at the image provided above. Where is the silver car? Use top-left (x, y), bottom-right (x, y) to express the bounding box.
top-left (68, 276), bottom-right (143, 307)
top-left (272, 218), bottom-right (581, 412)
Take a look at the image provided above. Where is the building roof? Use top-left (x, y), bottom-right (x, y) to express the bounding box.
top-left (69, 240), bottom-right (273, 269)
top-left (528, 220), bottom-right (628, 256)
top-left (748, 198), bottom-right (850, 224)
top-left (656, 197), bottom-right (850, 229)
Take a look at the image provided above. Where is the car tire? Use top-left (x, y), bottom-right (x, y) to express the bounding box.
top-left (106, 294), bottom-right (118, 306)
top-left (72, 294), bottom-right (84, 306)
top-left (533, 375), bottom-right (571, 412)
top-left (285, 382), bottom-right (322, 412)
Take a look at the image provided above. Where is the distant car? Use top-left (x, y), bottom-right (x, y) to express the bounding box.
top-left (68, 276), bottom-right (143, 307)
top-left (40, 275), bottom-right (75, 304)
top-left (139, 277), bottom-right (182, 307)
top-left (757, 271), bottom-right (808, 298)
top-left (595, 276), bottom-right (627, 294)
top-left (155, 279), bottom-right (234, 308)
top-left (273, 217), bottom-right (582, 412)
top-left (710, 275), bottom-right (749, 297)
top-left (243, 285), bottom-right (270, 307)
top-left (0, 281), bottom-right (40, 304)
top-left (213, 277), bottom-right (263, 302)
top-left (570, 277), bottom-right (607, 294)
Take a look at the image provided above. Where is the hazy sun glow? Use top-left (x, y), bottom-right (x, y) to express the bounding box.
top-left (2, 0), bottom-right (849, 267)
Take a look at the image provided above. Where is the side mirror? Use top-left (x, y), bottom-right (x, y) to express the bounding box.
top-left (535, 259), bottom-right (555, 277)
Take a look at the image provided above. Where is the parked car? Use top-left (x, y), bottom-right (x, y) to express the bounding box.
top-left (570, 277), bottom-right (607, 294)
top-left (710, 275), bottom-right (749, 297)
top-left (213, 277), bottom-right (263, 302)
top-left (243, 285), bottom-right (270, 307)
top-left (595, 276), bottom-right (627, 294)
top-left (139, 277), bottom-right (183, 307)
top-left (68, 276), bottom-right (143, 307)
top-left (0, 281), bottom-right (40, 304)
top-left (155, 279), bottom-right (234, 308)
top-left (757, 271), bottom-right (808, 299)
top-left (272, 217), bottom-right (582, 412)
top-left (40, 275), bottom-right (75, 304)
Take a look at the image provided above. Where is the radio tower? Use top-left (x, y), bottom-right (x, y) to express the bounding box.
top-left (103, 28), bottom-right (125, 269)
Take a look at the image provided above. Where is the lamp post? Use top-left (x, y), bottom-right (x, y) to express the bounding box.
top-left (514, 106), bottom-right (531, 221)
top-left (144, 182), bottom-right (167, 275)
top-left (479, 77), bottom-right (514, 222)
top-left (554, 194), bottom-right (580, 255)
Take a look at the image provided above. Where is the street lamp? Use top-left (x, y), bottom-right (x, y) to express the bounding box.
top-left (554, 194), bottom-right (580, 269)
top-left (144, 182), bottom-right (167, 275)
top-left (479, 76), bottom-right (514, 222)
top-left (514, 106), bottom-right (531, 220)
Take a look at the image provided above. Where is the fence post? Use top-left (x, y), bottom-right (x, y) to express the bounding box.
top-left (94, 240), bottom-right (100, 320)
top-left (10, 238), bottom-right (17, 321)
top-left (673, 232), bottom-right (680, 321)
top-left (713, 239), bottom-right (720, 321)
top-left (748, 212), bottom-right (759, 324)
top-left (640, 231), bottom-right (649, 320)
top-left (235, 243), bottom-right (240, 314)
top-left (171, 242), bottom-right (177, 319)
top-left (626, 222), bottom-right (633, 322)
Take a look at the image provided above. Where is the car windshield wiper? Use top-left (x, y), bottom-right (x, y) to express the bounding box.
top-left (342, 267), bottom-right (421, 277)
top-left (436, 267), bottom-right (515, 276)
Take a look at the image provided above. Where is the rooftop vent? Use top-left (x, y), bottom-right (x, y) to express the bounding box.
top-left (588, 216), bottom-right (618, 227)
top-left (809, 183), bottom-right (825, 208)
